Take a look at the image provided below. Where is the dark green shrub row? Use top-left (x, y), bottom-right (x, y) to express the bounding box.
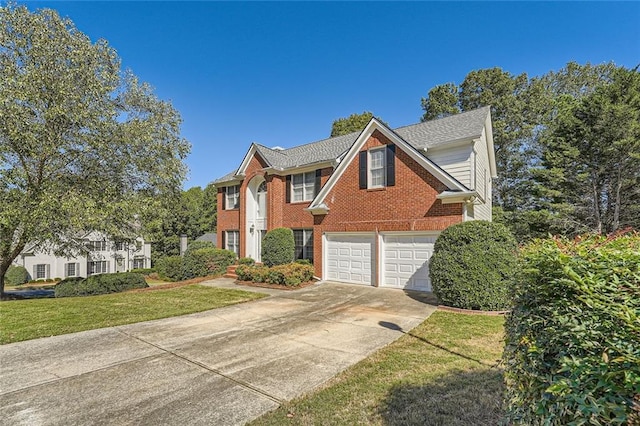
top-left (4, 265), bottom-right (29, 285)
top-left (429, 220), bottom-right (517, 310)
top-left (154, 256), bottom-right (183, 281)
top-left (130, 268), bottom-right (156, 275)
top-left (503, 233), bottom-right (640, 425)
top-left (55, 273), bottom-right (148, 298)
top-left (181, 247), bottom-right (236, 280)
top-left (262, 228), bottom-right (295, 267)
top-left (236, 263), bottom-right (314, 287)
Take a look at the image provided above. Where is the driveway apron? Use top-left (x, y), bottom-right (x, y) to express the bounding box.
top-left (0, 280), bottom-right (436, 426)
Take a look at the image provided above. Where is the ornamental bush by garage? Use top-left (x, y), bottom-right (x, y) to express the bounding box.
top-left (429, 220), bottom-right (517, 310)
top-left (261, 228), bottom-right (295, 267)
top-left (503, 233), bottom-right (640, 425)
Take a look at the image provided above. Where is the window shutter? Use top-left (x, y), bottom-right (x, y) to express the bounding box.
top-left (76, 263), bottom-right (80, 277)
top-left (314, 170), bottom-right (321, 196)
top-left (221, 231), bottom-right (226, 251)
top-left (221, 187), bottom-right (226, 210)
top-left (359, 151), bottom-right (367, 189)
top-left (386, 145), bottom-right (396, 187)
top-left (46, 264), bottom-right (50, 280)
top-left (286, 175), bottom-right (291, 203)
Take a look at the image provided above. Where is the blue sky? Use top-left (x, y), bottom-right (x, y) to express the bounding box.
top-left (22, 1), bottom-right (640, 189)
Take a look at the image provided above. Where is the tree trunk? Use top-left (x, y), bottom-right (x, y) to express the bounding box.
top-left (0, 261), bottom-right (8, 299)
top-left (612, 169), bottom-right (623, 232)
top-left (592, 180), bottom-right (602, 234)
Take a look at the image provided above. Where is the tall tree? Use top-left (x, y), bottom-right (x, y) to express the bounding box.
top-left (420, 82), bottom-right (460, 121)
top-left (536, 67), bottom-right (640, 234)
top-left (0, 5), bottom-right (190, 295)
top-left (330, 111), bottom-right (386, 136)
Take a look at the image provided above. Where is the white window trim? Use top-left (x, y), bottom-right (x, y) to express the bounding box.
top-left (293, 229), bottom-right (313, 262)
top-left (66, 262), bottom-right (77, 277)
top-left (368, 147), bottom-right (386, 189)
top-left (35, 264), bottom-right (47, 280)
top-left (225, 230), bottom-right (240, 256)
top-left (225, 185), bottom-right (240, 210)
top-left (291, 172), bottom-right (315, 202)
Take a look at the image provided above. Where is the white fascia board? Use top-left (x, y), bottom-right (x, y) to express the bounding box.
top-left (436, 190), bottom-right (478, 204)
top-left (484, 110), bottom-right (498, 178)
top-left (305, 203), bottom-right (330, 215)
top-left (264, 160), bottom-right (334, 176)
top-left (422, 137), bottom-right (476, 152)
top-left (216, 179), bottom-right (243, 188)
top-left (308, 118), bottom-right (469, 212)
top-left (235, 143), bottom-right (268, 177)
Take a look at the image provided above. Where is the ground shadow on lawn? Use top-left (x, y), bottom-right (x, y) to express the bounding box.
top-left (378, 368), bottom-right (505, 426)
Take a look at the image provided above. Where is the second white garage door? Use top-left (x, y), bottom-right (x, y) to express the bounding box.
top-left (381, 233), bottom-right (437, 292)
top-left (325, 233), bottom-right (375, 285)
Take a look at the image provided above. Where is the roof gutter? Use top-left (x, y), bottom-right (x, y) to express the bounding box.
top-left (436, 190), bottom-right (478, 204)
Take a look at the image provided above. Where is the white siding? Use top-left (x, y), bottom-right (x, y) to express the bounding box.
top-left (425, 144), bottom-right (472, 188)
top-left (473, 132), bottom-right (492, 221)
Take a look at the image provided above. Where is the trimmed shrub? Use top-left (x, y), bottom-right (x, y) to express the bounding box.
top-left (181, 247), bottom-right (236, 280)
top-left (236, 263), bottom-right (314, 287)
top-left (55, 273), bottom-right (147, 298)
top-left (262, 228), bottom-right (295, 267)
top-left (154, 256), bottom-right (183, 281)
top-left (429, 220), bottom-right (517, 310)
top-left (4, 265), bottom-right (29, 286)
top-left (184, 240), bottom-right (215, 254)
top-left (503, 233), bottom-right (640, 425)
top-left (130, 268), bottom-right (156, 275)
top-left (238, 257), bottom-right (256, 266)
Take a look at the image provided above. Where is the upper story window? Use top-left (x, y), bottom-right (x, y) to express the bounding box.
top-left (87, 240), bottom-right (107, 251)
top-left (359, 145), bottom-right (396, 189)
top-left (287, 170), bottom-right (320, 203)
top-left (225, 185), bottom-right (240, 210)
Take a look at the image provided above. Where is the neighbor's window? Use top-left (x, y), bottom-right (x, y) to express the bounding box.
top-left (114, 242), bottom-right (125, 251)
top-left (225, 231), bottom-right (240, 256)
top-left (368, 147), bottom-right (386, 188)
top-left (293, 229), bottom-right (313, 263)
top-left (35, 264), bottom-right (47, 280)
top-left (88, 261), bottom-right (108, 275)
top-left (65, 263), bottom-right (77, 277)
top-left (88, 240), bottom-right (107, 251)
top-left (291, 172), bottom-right (316, 202)
top-left (225, 185), bottom-right (240, 209)
top-left (133, 257), bottom-right (145, 269)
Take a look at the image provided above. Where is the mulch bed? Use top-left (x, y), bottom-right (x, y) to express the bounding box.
top-left (234, 280), bottom-right (317, 291)
top-left (437, 305), bottom-right (509, 316)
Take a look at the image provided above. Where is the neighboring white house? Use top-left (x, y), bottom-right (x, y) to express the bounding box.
top-left (13, 231), bottom-right (151, 280)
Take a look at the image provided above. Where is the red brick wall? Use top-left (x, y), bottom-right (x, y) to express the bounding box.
top-left (216, 187), bottom-right (240, 250)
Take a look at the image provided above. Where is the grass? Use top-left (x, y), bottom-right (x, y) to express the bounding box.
top-left (251, 311), bottom-right (505, 426)
top-left (0, 285), bottom-right (266, 344)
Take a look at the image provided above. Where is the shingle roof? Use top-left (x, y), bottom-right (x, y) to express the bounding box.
top-left (214, 106), bottom-right (489, 184)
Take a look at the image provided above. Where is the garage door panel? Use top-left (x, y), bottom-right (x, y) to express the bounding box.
top-left (325, 234), bottom-right (375, 286)
top-left (381, 233), bottom-right (437, 292)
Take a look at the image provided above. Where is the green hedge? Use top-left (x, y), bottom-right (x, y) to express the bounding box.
top-left (154, 256), bottom-right (183, 281)
top-left (429, 220), bottom-right (517, 310)
top-left (503, 233), bottom-right (640, 425)
top-left (181, 247), bottom-right (236, 280)
top-left (5, 265), bottom-right (29, 286)
top-left (184, 240), bottom-right (215, 254)
top-left (262, 228), bottom-right (295, 267)
top-left (130, 268), bottom-right (156, 275)
top-left (238, 257), bottom-right (256, 266)
top-left (236, 263), bottom-right (314, 287)
top-left (55, 273), bottom-right (148, 298)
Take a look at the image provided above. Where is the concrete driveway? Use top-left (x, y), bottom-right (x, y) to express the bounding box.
top-left (0, 280), bottom-right (436, 426)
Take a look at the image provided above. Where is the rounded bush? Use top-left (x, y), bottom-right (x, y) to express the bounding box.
top-left (55, 273), bottom-right (147, 298)
top-left (181, 247), bottom-right (236, 280)
top-left (184, 240), bottom-right (215, 254)
top-left (154, 256), bottom-right (183, 281)
top-left (238, 257), bottom-right (256, 266)
top-left (261, 228), bottom-right (295, 267)
top-left (4, 265), bottom-right (29, 286)
top-left (429, 220), bottom-right (517, 310)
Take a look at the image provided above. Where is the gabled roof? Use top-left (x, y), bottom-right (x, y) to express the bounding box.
top-left (214, 106), bottom-right (491, 185)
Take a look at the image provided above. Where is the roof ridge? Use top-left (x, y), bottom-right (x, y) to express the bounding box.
top-left (254, 143), bottom-right (288, 157)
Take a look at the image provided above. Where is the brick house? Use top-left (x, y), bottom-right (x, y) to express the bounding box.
top-left (214, 107), bottom-right (495, 291)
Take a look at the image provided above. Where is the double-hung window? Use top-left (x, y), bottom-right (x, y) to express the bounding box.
top-left (359, 145), bottom-right (396, 189)
top-left (291, 172), bottom-right (316, 202)
top-left (293, 229), bottom-right (313, 263)
top-left (88, 240), bottom-right (107, 251)
top-left (35, 264), bottom-right (48, 280)
top-left (225, 231), bottom-right (240, 256)
top-left (65, 263), bottom-right (77, 277)
top-left (88, 260), bottom-right (108, 275)
top-left (225, 185), bottom-right (240, 210)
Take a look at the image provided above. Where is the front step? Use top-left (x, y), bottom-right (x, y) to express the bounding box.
top-left (224, 264), bottom-right (238, 279)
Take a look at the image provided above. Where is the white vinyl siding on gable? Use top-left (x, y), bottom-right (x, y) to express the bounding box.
top-left (291, 172), bottom-right (315, 202)
top-left (425, 145), bottom-right (472, 189)
top-left (472, 136), bottom-right (492, 220)
top-left (368, 148), bottom-right (386, 188)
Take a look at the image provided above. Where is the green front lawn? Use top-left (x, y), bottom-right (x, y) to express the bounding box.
top-left (252, 311), bottom-right (505, 425)
top-left (0, 285), bottom-right (266, 344)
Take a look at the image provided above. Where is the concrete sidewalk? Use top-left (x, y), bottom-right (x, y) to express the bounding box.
top-left (0, 280), bottom-right (436, 426)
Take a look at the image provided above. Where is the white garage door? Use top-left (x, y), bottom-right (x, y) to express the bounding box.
top-left (325, 234), bottom-right (375, 285)
top-left (381, 233), bottom-right (437, 291)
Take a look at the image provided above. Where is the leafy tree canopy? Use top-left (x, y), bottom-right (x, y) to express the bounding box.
top-left (330, 111), bottom-right (387, 137)
top-left (0, 5), bottom-right (190, 295)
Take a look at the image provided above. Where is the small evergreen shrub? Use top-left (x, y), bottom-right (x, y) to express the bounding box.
top-left (154, 256), bottom-right (183, 281)
top-left (503, 233), bottom-right (640, 425)
top-left (130, 268), bottom-right (156, 275)
top-left (55, 273), bottom-right (147, 298)
top-left (295, 258), bottom-right (312, 265)
top-left (262, 228), bottom-right (295, 267)
top-left (184, 240), bottom-right (215, 254)
top-left (235, 263), bottom-right (313, 287)
top-left (238, 257), bottom-right (256, 266)
top-left (4, 265), bottom-right (29, 286)
top-left (181, 247), bottom-right (236, 280)
top-left (429, 220), bottom-right (517, 310)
